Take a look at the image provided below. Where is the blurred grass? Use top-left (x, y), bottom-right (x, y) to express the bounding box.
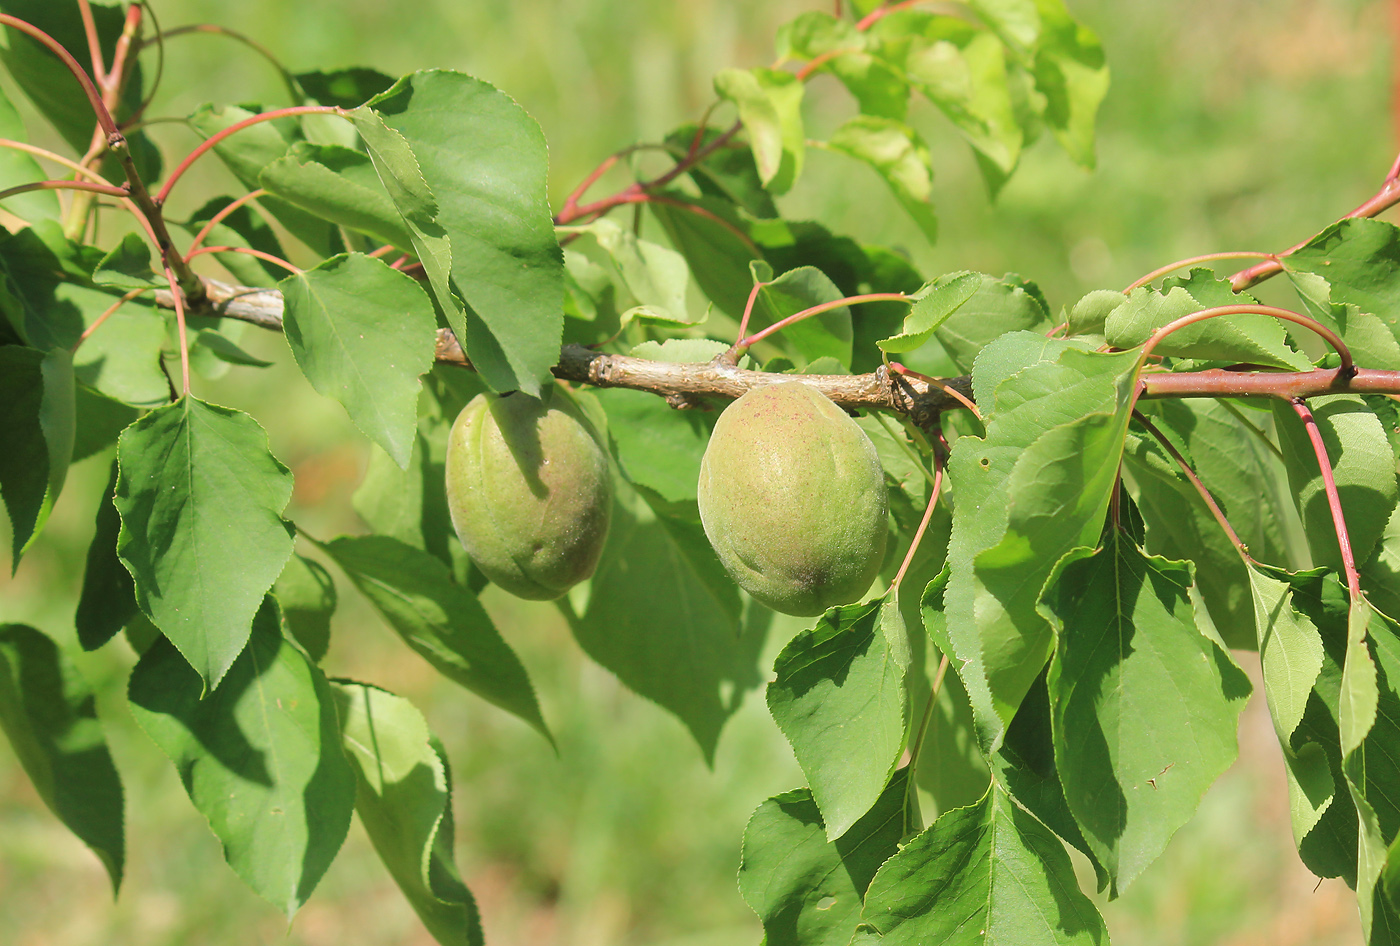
top-left (0, 0), bottom-right (1393, 943)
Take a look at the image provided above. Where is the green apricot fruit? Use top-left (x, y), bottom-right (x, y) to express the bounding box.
top-left (445, 388), bottom-right (612, 600)
top-left (697, 381), bottom-right (889, 616)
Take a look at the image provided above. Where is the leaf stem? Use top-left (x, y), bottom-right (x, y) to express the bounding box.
top-left (0, 139), bottom-right (110, 182)
top-left (163, 263), bottom-right (191, 395)
top-left (75, 0), bottom-right (108, 84)
top-left (72, 286), bottom-right (156, 353)
top-left (1230, 151), bottom-right (1400, 292)
top-left (1124, 251), bottom-right (1277, 293)
top-left (888, 447), bottom-right (945, 593)
top-left (186, 245), bottom-right (301, 275)
top-left (890, 362), bottom-right (981, 418)
top-left (1140, 303), bottom-right (1353, 375)
top-left (1132, 410), bottom-right (1257, 564)
top-left (184, 188), bottom-right (268, 258)
top-left (0, 14), bottom-right (117, 138)
top-left (737, 293), bottom-right (908, 351)
top-left (1289, 398), bottom-right (1362, 601)
top-left (157, 105), bottom-right (344, 204)
top-left (0, 179), bottom-right (128, 203)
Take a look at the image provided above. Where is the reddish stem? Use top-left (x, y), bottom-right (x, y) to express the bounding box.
top-left (733, 280), bottom-right (768, 349)
top-left (75, 0), bottom-right (107, 84)
top-left (366, 244), bottom-right (397, 259)
top-left (0, 179), bottom-right (127, 202)
top-left (889, 448), bottom-right (945, 592)
top-left (891, 363), bottom-right (981, 417)
top-left (164, 263), bottom-right (190, 395)
top-left (856, 0), bottom-right (923, 31)
top-left (0, 139), bottom-right (108, 181)
top-left (184, 188), bottom-right (268, 258)
top-left (186, 245), bottom-right (301, 275)
top-left (1124, 251), bottom-right (1278, 293)
top-left (738, 292), bottom-right (909, 350)
top-left (1140, 303), bottom-right (1353, 375)
top-left (1133, 410), bottom-right (1256, 564)
top-left (1230, 155), bottom-right (1400, 291)
top-left (0, 14), bottom-right (117, 138)
top-left (73, 286), bottom-right (155, 352)
top-left (157, 105), bottom-right (343, 204)
top-left (559, 153), bottom-right (620, 220)
top-left (1290, 398), bottom-right (1362, 601)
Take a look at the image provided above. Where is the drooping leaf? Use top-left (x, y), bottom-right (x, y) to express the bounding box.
top-left (714, 67), bottom-right (806, 195)
top-left (274, 554), bottom-right (336, 663)
top-left (75, 460), bottom-right (137, 651)
top-left (738, 769), bottom-right (911, 946)
top-left (852, 782), bottom-right (1108, 945)
top-left (260, 142), bottom-right (416, 249)
top-left (322, 535), bottom-right (548, 738)
top-left (1286, 218), bottom-right (1400, 359)
top-left (358, 71), bottom-right (564, 397)
top-left (827, 116), bottom-right (937, 242)
top-left (1045, 529), bottom-right (1250, 895)
top-left (0, 345), bottom-right (74, 564)
top-left (767, 598), bottom-right (907, 840)
top-left (114, 397), bottom-right (296, 688)
top-left (279, 253), bottom-right (437, 468)
top-left (0, 623), bottom-right (124, 892)
top-left (561, 478), bottom-right (764, 762)
top-left (128, 600), bottom-right (355, 916)
top-left (333, 681), bottom-right (483, 946)
top-left (1030, 0), bottom-right (1109, 167)
top-left (1272, 395), bottom-right (1398, 573)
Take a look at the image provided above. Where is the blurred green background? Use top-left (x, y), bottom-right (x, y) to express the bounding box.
top-left (0, 0), bottom-right (1391, 943)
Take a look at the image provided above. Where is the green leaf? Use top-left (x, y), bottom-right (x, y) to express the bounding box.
top-left (738, 769), bottom-right (911, 946)
top-left (188, 328), bottom-right (274, 368)
top-left (279, 253), bottom-right (437, 468)
top-left (114, 397), bottom-right (296, 689)
top-left (852, 783), bottom-right (1108, 945)
top-left (0, 623), bottom-right (124, 892)
top-left (332, 682), bottom-right (483, 946)
top-left (752, 265), bottom-right (854, 367)
top-left (1065, 289), bottom-right (1125, 339)
top-left (92, 232), bottom-right (162, 291)
top-left (1286, 219), bottom-right (1400, 358)
top-left (894, 21), bottom-right (1024, 193)
top-left (127, 600), bottom-right (355, 916)
top-left (0, 84), bottom-right (58, 222)
top-left (322, 535), bottom-right (548, 738)
top-left (1272, 395), bottom-right (1398, 572)
top-left (662, 125), bottom-right (777, 218)
top-left (648, 195), bottom-right (762, 320)
top-left (294, 68), bottom-right (396, 109)
top-left (274, 554), bottom-right (336, 663)
top-left (1030, 0), bottom-right (1109, 167)
top-left (1105, 279), bottom-right (1310, 369)
top-left (260, 142), bottom-right (416, 249)
top-left (71, 384), bottom-right (138, 463)
top-left (595, 388), bottom-right (714, 506)
top-left (359, 71), bottom-right (564, 397)
top-left (714, 67), bottom-right (806, 195)
top-left (767, 599), bottom-right (907, 840)
top-left (567, 218), bottom-right (692, 324)
top-left (186, 196), bottom-right (290, 288)
top-left (935, 272), bottom-right (1050, 372)
top-left (1127, 398), bottom-right (1297, 649)
top-left (966, 0), bottom-right (1041, 51)
top-left (877, 271), bottom-right (980, 353)
top-left (1044, 531), bottom-right (1250, 895)
top-left (943, 339), bottom-right (1138, 750)
top-left (827, 116), bottom-right (937, 241)
top-left (0, 0), bottom-right (158, 181)
top-left (1248, 564), bottom-right (1326, 744)
top-left (76, 460), bottom-right (137, 651)
top-left (0, 345), bottom-right (74, 563)
top-left (562, 478), bottom-right (763, 762)
top-left (187, 104), bottom-right (341, 257)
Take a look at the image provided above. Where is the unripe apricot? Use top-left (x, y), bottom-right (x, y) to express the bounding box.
top-left (697, 381), bottom-right (888, 616)
top-left (445, 389), bottom-right (611, 600)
